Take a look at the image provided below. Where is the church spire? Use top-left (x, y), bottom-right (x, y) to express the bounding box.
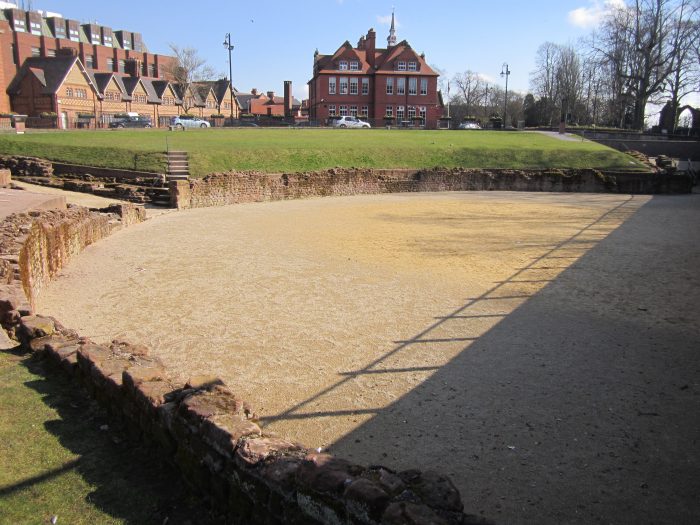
top-left (387, 8), bottom-right (397, 47)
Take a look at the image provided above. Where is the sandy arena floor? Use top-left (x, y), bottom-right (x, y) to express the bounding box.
top-left (39, 191), bottom-right (700, 524)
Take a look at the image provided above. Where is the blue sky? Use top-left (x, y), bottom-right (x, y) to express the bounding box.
top-left (27, 0), bottom-right (618, 100)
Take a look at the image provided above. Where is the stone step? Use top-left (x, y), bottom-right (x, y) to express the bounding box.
top-left (166, 175), bottom-right (189, 181)
top-left (168, 170), bottom-right (189, 176)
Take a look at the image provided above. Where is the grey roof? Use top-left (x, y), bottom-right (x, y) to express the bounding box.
top-left (6, 55), bottom-right (85, 95)
top-left (152, 80), bottom-right (182, 103)
top-left (138, 77), bottom-right (161, 103)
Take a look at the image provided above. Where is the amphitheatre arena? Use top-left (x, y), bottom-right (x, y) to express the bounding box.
top-left (37, 189), bottom-right (700, 523)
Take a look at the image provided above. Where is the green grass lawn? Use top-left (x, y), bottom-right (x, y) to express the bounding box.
top-left (0, 350), bottom-right (216, 524)
top-left (0, 129), bottom-right (647, 177)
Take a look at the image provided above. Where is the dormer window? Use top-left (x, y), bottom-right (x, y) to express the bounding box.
top-left (13, 19), bottom-right (26, 32)
top-left (350, 60), bottom-right (360, 71)
top-left (408, 61), bottom-right (418, 71)
top-left (30, 22), bottom-right (42, 36)
top-left (91, 35), bottom-right (101, 45)
top-left (69, 28), bottom-right (80, 42)
top-left (397, 61), bottom-right (407, 71)
top-left (339, 60), bottom-right (348, 71)
top-left (103, 36), bottom-right (113, 47)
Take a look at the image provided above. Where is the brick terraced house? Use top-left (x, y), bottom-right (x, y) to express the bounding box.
top-left (308, 13), bottom-right (443, 128)
top-left (0, 5), bottom-right (238, 128)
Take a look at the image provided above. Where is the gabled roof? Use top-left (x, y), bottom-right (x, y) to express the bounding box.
top-left (195, 80), bottom-right (233, 105)
top-left (139, 78), bottom-right (162, 103)
top-left (6, 55), bottom-right (93, 95)
top-left (152, 80), bottom-right (182, 103)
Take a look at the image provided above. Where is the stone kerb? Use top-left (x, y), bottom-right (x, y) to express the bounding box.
top-left (0, 206), bottom-right (491, 524)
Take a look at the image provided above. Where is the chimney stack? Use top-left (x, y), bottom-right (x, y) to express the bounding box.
top-left (267, 91), bottom-right (275, 101)
top-left (366, 28), bottom-right (376, 68)
top-left (284, 81), bottom-right (292, 118)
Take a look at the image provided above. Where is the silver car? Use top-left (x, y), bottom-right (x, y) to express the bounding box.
top-left (170, 115), bottom-right (211, 129)
top-left (330, 116), bottom-right (371, 128)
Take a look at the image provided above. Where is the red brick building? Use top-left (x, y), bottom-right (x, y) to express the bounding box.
top-left (0, 5), bottom-right (176, 119)
top-left (308, 15), bottom-right (443, 128)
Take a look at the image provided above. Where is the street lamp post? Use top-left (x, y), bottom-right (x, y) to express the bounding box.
top-left (500, 62), bottom-right (510, 130)
top-left (223, 33), bottom-right (234, 122)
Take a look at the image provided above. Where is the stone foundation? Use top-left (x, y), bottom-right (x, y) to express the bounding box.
top-left (0, 206), bottom-right (490, 524)
top-left (172, 167), bottom-right (692, 209)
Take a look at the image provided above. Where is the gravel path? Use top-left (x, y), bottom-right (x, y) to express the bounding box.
top-left (38, 191), bottom-right (700, 524)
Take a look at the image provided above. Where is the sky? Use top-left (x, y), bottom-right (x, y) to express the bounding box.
top-left (13, 0), bottom-right (695, 107)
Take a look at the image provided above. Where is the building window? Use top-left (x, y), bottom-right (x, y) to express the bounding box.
top-left (397, 78), bottom-right (405, 95)
top-left (408, 61), bottom-right (418, 71)
top-left (47, 49), bottom-right (57, 57)
top-left (350, 77), bottom-right (358, 95)
top-left (409, 77), bottom-right (417, 95)
top-left (419, 106), bottom-right (427, 120)
top-left (107, 58), bottom-right (115, 71)
top-left (361, 105), bottom-right (368, 117)
top-left (339, 60), bottom-right (348, 71)
top-left (118, 60), bottom-right (126, 73)
top-left (206, 100), bottom-right (214, 109)
top-left (76, 88), bottom-right (88, 99)
top-left (328, 104), bottom-right (336, 116)
top-left (103, 35), bottom-right (113, 47)
top-left (385, 105), bottom-right (393, 117)
top-left (66, 87), bottom-right (74, 97)
top-left (69, 28), bottom-right (80, 42)
top-left (350, 60), bottom-right (359, 71)
top-left (91, 35), bottom-right (101, 45)
top-left (396, 106), bottom-right (405, 119)
top-left (30, 22), bottom-right (42, 35)
top-left (328, 77), bottom-right (336, 95)
top-left (85, 55), bottom-right (94, 68)
top-left (361, 78), bottom-right (369, 95)
top-left (148, 64), bottom-right (156, 77)
top-left (397, 61), bottom-right (406, 71)
top-left (54, 27), bottom-right (66, 38)
top-left (420, 78), bottom-right (428, 95)
top-left (349, 105), bottom-right (358, 116)
top-left (408, 106), bottom-right (416, 119)
top-left (339, 105), bottom-right (348, 116)
top-left (386, 77), bottom-right (393, 95)
top-left (13, 19), bottom-right (26, 32)
top-left (339, 77), bottom-right (348, 95)
top-left (31, 47), bottom-right (41, 57)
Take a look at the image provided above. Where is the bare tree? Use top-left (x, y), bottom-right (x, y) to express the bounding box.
top-left (163, 44), bottom-right (216, 112)
top-left (452, 71), bottom-right (485, 118)
top-left (530, 42), bottom-right (560, 125)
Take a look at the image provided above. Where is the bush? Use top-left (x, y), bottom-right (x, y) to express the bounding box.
top-left (40, 112), bottom-right (58, 118)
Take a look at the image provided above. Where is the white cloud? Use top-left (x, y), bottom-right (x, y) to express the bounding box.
top-left (377, 14), bottom-right (399, 27)
top-left (568, 0), bottom-right (625, 29)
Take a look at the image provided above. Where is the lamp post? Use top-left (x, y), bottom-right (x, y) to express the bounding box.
top-left (223, 33), bottom-right (234, 121)
top-left (500, 62), bottom-right (510, 130)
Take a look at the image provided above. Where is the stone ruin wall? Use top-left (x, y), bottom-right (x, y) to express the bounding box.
top-left (0, 207), bottom-right (490, 524)
top-left (173, 167), bottom-right (693, 209)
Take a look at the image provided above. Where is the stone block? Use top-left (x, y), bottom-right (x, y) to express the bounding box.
top-left (343, 477), bottom-right (390, 522)
top-left (236, 437), bottom-right (305, 467)
top-left (201, 414), bottom-right (261, 458)
top-left (18, 315), bottom-right (55, 341)
top-left (0, 169), bottom-right (11, 188)
top-left (296, 453), bottom-right (361, 495)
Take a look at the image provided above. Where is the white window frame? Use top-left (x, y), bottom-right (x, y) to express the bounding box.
top-left (397, 61), bottom-right (407, 71)
top-left (339, 104), bottom-right (348, 116)
top-left (420, 78), bottom-right (428, 95)
top-left (361, 105), bottom-right (368, 117)
top-left (408, 77), bottom-right (417, 95)
top-left (385, 105), bottom-right (393, 117)
top-left (397, 78), bottom-right (406, 95)
top-left (396, 106), bottom-right (405, 119)
top-left (328, 104), bottom-right (337, 116)
top-left (408, 61), bottom-right (418, 71)
top-left (350, 60), bottom-right (360, 71)
top-left (30, 21), bottom-right (42, 35)
top-left (408, 106), bottom-right (416, 119)
top-left (349, 105), bottom-right (358, 117)
top-left (419, 106), bottom-right (427, 120)
top-left (349, 77), bottom-right (358, 95)
top-left (386, 77), bottom-right (393, 95)
top-left (339, 77), bottom-right (348, 95)
top-left (69, 28), bottom-right (80, 42)
top-left (339, 60), bottom-right (348, 71)
top-left (361, 77), bottom-right (369, 95)
top-left (328, 77), bottom-right (336, 95)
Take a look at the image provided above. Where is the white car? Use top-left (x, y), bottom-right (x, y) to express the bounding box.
top-left (330, 116), bottom-right (371, 128)
top-left (458, 121), bottom-right (481, 130)
top-left (170, 115), bottom-right (211, 129)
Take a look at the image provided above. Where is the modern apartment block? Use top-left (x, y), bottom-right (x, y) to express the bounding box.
top-left (307, 13), bottom-right (443, 128)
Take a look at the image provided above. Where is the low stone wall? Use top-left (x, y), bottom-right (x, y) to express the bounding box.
top-left (0, 155), bottom-right (53, 177)
top-left (0, 208), bottom-right (490, 524)
top-left (172, 167), bottom-right (692, 209)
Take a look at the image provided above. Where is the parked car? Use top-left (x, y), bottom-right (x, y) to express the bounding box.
top-left (170, 115), bottom-right (211, 129)
top-left (330, 116), bottom-right (371, 129)
top-left (458, 121), bottom-right (481, 130)
top-left (109, 114), bottom-right (152, 128)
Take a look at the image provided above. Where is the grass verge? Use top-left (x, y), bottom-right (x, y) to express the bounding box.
top-left (0, 129), bottom-right (648, 177)
top-left (0, 348), bottom-right (216, 524)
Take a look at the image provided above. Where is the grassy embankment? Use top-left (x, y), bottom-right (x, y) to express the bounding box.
top-left (0, 350), bottom-right (213, 524)
top-left (0, 129), bottom-right (648, 178)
